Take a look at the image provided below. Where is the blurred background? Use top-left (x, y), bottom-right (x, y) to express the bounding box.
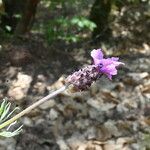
top-left (0, 0), bottom-right (150, 149)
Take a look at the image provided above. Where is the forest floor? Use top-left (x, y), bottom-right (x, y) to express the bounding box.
top-left (0, 2), bottom-right (150, 150)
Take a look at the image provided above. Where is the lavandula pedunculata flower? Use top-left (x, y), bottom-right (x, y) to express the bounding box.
top-left (66, 49), bottom-right (124, 91)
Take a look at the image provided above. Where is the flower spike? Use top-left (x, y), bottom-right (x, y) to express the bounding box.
top-left (66, 49), bottom-right (124, 91)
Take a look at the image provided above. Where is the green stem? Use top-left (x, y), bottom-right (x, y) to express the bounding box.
top-left (0, 85), bottom-right (67, 130)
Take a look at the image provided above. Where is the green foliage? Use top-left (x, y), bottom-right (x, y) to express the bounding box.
top-left (49, 0), bottom-right (85, 10)
top-left (0, 125), bottom-right (23, 137)
top-left (0, 98), bottom-right (23, 137)
top-left (0, 98), bottom-right (19, 123)
top-left (45, 16), bottom-right (96, 43)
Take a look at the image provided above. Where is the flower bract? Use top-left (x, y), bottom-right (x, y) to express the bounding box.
top-left (91, 49), bottom-right (124, 79)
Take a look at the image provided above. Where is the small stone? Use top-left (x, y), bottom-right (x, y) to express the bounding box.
top-left (90, 82), bottom-right (99, 95)
top-left (22, 117), bottom-right (33, 127)
top-left (88, 108), bottom-right (105, 123)
top-left (77, 143), bottom-right (87, 150)
top-left (116, 137), bottom-right (134, 145)
top-left (8, 87), bottom-right (25, 100)
top-left (117, 103), bottom-right (129, 114)
top-left (94, 145), bottom-right (103, 150)
top-left (130, 143), bottom-right (141, 150)
top-left (12, 72), bottom-right (32, 88)
top-left (115, 82), bottom-right (125, 92)
top-left (49, 108), bottom-right (58, 120)
top-left (67, 132), bottom-right (86, 149)
top-left (78, 141), bottom-right (103, 150)
top-left (8, 72), bottom-right (32, 100)
top-left (35, 118), bottom-right (45, 125)
top-left (103, 141), bottom-right (116, 150)
top-left (56, 137), bottom-right (70, 150)
top-left (33, 82), bottom-right (46, 94)
top-left (37, 74), bottom-right (46, 82)
top-left (75, 119), bottom-right (90, 129)
top-left (125, 72), bottom-right (149, 85)
top-left (84, 127), bottom-right (97, 140)
top-left (104, 120), bottom-right (120, 137)
top-left (87, 98), bottom-right (102, 110)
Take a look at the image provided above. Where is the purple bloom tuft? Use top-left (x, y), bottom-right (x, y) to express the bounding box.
top-left (91, 49), bottom-right (124, 79)
top-left (66, 49), bottom-right (124, 91)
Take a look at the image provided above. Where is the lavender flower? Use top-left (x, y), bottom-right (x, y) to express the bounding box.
top-left (91, 49), bottom-right (124, 79)
top-left (66, 65), bottom-right (102, 91)
top-left (66, 49), bottom-right (124, 91)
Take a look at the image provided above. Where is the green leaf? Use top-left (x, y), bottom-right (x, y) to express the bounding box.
top-left (0, 131), bottom-right (18, 137)
top-left (5, 107), bottom-right (20, 121)
top-left (0, 98), bottom-right (22, 137)
top-left (0, 125), bottom-right (23, 137)
top-left (0, 102), bottom-right (11, 121)
top-left (0, 99), bottom-right (7, 116)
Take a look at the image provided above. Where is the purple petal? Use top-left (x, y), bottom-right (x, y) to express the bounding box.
top-left (100, 64), bottom-right (117, 75)
top-left (102, 58), bottom-right (124, 67)
top-left (111, 57), bottom-right (119, 61)
top-left (91, 49), bottom-right (103, 60)
top-left (98, 59), bottom-right (113, 66)
top-left (91, 48), bottom-right (124, 79)
top-left (92, 58), bottom-right (102, 65)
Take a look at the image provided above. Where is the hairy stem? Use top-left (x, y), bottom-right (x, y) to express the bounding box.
top-left (0, 85), bottom-right (67, 130)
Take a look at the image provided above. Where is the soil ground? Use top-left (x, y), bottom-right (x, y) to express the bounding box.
top-left (0, 2), bottom-right (149, 150)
